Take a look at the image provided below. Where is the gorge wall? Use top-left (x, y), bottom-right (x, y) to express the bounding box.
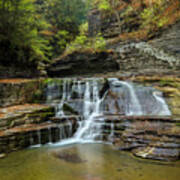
top-left (86, 3), bottom-right (180, 76)
top-left (47, 1), bottom-right (180, 77)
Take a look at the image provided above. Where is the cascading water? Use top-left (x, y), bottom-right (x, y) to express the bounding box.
top-left (53, 79), bottom-right (106, 145)
top-left (110, 79), bottom-right (143, 115)
top-left (153, 91), bottom-right (171, 116)
top-left (56, 79), bottom-right (67, 117)
top-left (74, 80), bottom-right (103, 142)
top-left (45, 78), bottom-right (171, 146)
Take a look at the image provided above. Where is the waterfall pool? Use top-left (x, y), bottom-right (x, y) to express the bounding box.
top-left (0, 144), bottom-right (179, 180)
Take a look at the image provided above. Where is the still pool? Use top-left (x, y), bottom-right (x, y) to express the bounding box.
top-left (0, 144), bottom-right (179, 180)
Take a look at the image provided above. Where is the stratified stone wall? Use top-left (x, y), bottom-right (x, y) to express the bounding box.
top-left (47, 51), bottom-right (119, 77)
top-left (0, 79), bottom-right (45, 107)
top-left (88, 8), bottom-right (180, 74)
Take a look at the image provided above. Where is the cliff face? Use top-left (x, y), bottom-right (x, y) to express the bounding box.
top-left (47, 50), bottom-right (119, 77)
top-left (47, 0), bottom-right (180, 77)
top-left (90, 0), bottom-right (180, 40)
top-left (87, 0), bottom-right (180, 74)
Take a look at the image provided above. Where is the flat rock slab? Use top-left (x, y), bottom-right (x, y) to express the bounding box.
top-left (0, 79), bottom-right (35, 84)
top-left (133, 147), bottom-right (180, 161)
top-left (0, 118), bottom-right (76, 153)
top-left (0, 122), bottom-right (56, 137)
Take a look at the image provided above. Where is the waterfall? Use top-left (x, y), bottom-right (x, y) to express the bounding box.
top-left (78, 81), bottom-right (82, 99)
top-left (119, 81), bottom-right (142, 115)
top-left (56, 80), bottom-right (67, 117)
top-left (29, 133), bottom-right (34, 146)
top-left (48, 127), bottom-right (52, 144)
top-left (74, 80), bottom-right (103, 142)
top-left (37, 130), bottom-right (41, 147)
top-left (109, 122), bottom-right (115, 141)
top-left (51, 79), bottom-right (106, 146)
top-left (46, 78), bottom-right (172, 147)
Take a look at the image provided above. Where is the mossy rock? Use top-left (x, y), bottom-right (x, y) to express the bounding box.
top-left (63, 103), bottom-right (79, 115)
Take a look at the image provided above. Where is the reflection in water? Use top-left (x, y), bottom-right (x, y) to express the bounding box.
top-left (0, 144), bottom-right (179, 180)
top-left (76, 144), bottom-right (105, 179)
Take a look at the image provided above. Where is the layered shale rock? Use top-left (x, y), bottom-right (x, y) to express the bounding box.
top-left (0, 104), bottom-right (78, 154)
top-left (97, 115), bottom-right (180, 161)
top-left (87, 2), bottom-right (180, 75)
top-left (47, 51), bottom-right (119, 77)
top-left (0, 104), bottom-right (55, 131)
top-left (0, 79), bottom-right (45, 107)
top-left (0, 77), bottom-right (179, 162)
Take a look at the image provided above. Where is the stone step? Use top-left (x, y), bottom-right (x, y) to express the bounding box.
top-left (133, 147), bottom-right (180, 161)
top-left (49, 115), bottom-right (82, 123)
top-left (94, 115), bottom-right (177, 123)
top-left (0, 122), bottom-right (76, 153)
top-left (0, 104), bottom-right (55, 131)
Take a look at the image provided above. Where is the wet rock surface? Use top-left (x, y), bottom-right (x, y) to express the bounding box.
top-left (107, 115), bottom-right (180, 161)
top-left (0, 116), bottom-right (77, 153)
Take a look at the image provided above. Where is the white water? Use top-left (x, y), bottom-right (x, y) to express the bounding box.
top-left (110, 79), bottom-right (143, 115)
top-left (56, 79), bottom-right (68, 117)
top-left (48, 127), bottom-right (52, 144)
top-left (47, 78), bottom-right (171, 147)
top-left (153, 91), bottom-right (171, 116)
top-left (109, 122), bottom-right (115, 141)
top-left (52, 79), bottom-right (105, 146)
top-left (74, 80), bottom-right (102, 142)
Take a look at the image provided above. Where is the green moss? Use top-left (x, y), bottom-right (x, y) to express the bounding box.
top-left (28, 111), bottom-right (54, 119)
top-left (43, 78), bottom-right (64, 86)
top-left (43, 78), bottom-right (54, 84)
top-left (176, 123), bottom-right (180, 127)
top-left (159, 80), bottom-right (180, 88)
top-left (32, 89), bottom-right (44, 103)
top-left (63, 103), bottom-right (79, 115)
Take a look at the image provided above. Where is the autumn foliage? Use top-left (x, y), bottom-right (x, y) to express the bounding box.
top-left (98, 0), bottom-right (180, 42)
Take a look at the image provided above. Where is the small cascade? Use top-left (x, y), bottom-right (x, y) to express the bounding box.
top-left (37, 130), bottom-right (41, 145)
top-left (29, 133), bottom-right (34, 146)
top-left (108, 122), bottom-right (115, 141)
top-left (107, 78), bottom-right (171, 116)
top-left (67, 119), bottom-right (73, 137)
top-left (77, 81), bottom-right (82, 99)
top-left (111, 80), bottom-right (143, 115)
top-left (46, 83), bottom-right (60, 102)
top-left (153, 91), bottom-right (171, 116)
top-left (74, 80), bottom-right (103, 142)
top-left (48, 127), bottom-right (52, 144)
top-left (58, 125), bottom-right (63, 140)
top-left (56, 80), bottom-right (67, 117)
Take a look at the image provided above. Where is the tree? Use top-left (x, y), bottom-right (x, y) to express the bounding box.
top-left (0, 0), bottom-right (49, 65)
top-left (44, 0), bottom-right (87, 57)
